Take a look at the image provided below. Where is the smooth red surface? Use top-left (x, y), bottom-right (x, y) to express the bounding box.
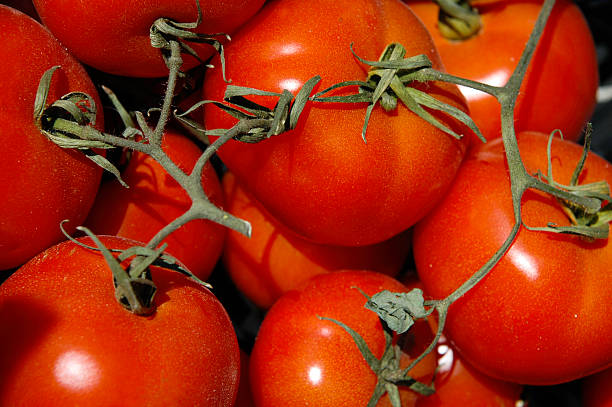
top-left (85, 130), bottom-right (226, 280)
top-left (203, 0), bottom-right (470, 247)
top-left (249, 270), bottom-right (436, 407)
top-left (221, 171), bottom-right (411, 308)
top-left (413, 131), bottom-right (612, 384)
top-left (32, 0), bottom-right (266, 77)
top-left (407, 0), bottom-right (598, 144)
top-left (0, 5), bottom-right (103, 270)
top-left (0, 235), bottom-right (240, 406)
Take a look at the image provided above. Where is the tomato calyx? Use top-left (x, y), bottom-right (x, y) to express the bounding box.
top-left (34, 65), bottom-right (127, 186)
top-left (318, 288), bottom-right (437, 406)
top-left (177, 76), bottom-right (322, 144)
top-left (60, 221), bottom-right (212, 315)
top-left (528, 126), bottom-right (612, 239)
top-left (319, 315), bottom-right (435, 406)
top-left (149, 0), bottom-right (230, 81)
top-left (310, 42), bottom-right (483, 143)
top-left (433, 0), bottom-right (481, 41)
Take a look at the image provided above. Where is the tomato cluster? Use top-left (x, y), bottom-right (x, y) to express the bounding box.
top-left (0, 0), bottom-right (610, 406)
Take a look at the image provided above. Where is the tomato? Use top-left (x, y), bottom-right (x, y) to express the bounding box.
top-left (406, 0), bottom-right (598, 143)
top-left (0, 5), bottom-right (103, 271)
top-left (582, 367), bottom-right (612, 407)
top-left (249, 270), bottom-right (436, 406)
top-left (397, 275), bottom-right (524, 406)
top-left (413, 131), bottom-right (612, 384)
top-left (203, 0), bottom-right (470, 247)
top-left (0, 235), bottom-right (240, 406)
top-left (31, 0), bottom-right (266, 77)
top-left (416, 338), bottom-right (523, 407)
top-left (85, 129), bottom-right (226, 280)
top-left (221, 171), bottom-right (411, 308)
top-left (234, 350), bottom-right (255, 407)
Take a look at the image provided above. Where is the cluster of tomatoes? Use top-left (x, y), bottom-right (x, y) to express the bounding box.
top-left (1, 0), bottom-right (611, 406)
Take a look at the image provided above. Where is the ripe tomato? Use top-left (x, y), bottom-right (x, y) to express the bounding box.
top-left (0, 235), bottom-right (240, 406)
top-left (249, 270), bottom-right (436, 406)
top-left (413, 131), bottom-right (612, 385)
top-left (221, 171), bottom-right (411, 308)
top-left (203, 0), bottom-right (470, 247)
top-left (406, 0), bottom-right (598, 143)
top-left (85, 129), bottom-right (226, 280)
top-left (0, 5), bottom-right (103, 271)
top-left (582, 367), bottom-right (612, 407)
top-left (398, 275), bottom-right (524, 406)
top-left (416, 338), bottom-right (523, 407)
top-left (31, 0), bottom-right (266, 77)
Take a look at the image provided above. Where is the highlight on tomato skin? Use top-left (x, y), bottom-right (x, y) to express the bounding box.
top-left (0, 235), bottom-right (240, 407)
top-left (85, 129), bottom-right (227, 281)
top-left (413, 131), bottom-right (612, 385)
top-left (0, 5), bottom-right (104, 271)
top-left (202, 0), bottom-right (471, 247)
top-left (221, 171), bottom-right (412, 309)
top-left (249, 270), bottom-right (437, 407)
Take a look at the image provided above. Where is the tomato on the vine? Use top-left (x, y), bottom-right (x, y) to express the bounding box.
top-left (203, 0), bottom-right (471, 247)
top-left (85, 129), bottom-right (226, 280)
top-left (221, 171), bottom-right (411, 308)
top-left (31, 0), bottom-right (266, 77)
top-left (413, 131), bottom-right (612, 384)
top-left (249, 270), bottom-right (437, 406)
top-left (406, 0), bottom-right (598, 143)
top-left (0, 235), bottom-right (240, 406)
top-left (0, 5), bottom-right (103, 271)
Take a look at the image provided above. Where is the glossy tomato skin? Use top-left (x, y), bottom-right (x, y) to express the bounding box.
top-left (582, 367), bottom-right (612, 407)
top-left (413, 131), bottom-right (612, 385)
top-left (249, 270), bottom-right (436, 407)
top-left (203, 0), bottom-right (470, 247)
top-left (407, 0), bottom-right (598, 143)
top-left (32, 0), bottom-right (265, 77)
top-left (0, 235), bottom-right (240, 406)
top-left (0, 6), bottom-right (103, 271)
top-left (85, 129), bottom-right (226, 280)
top-left (221, 171), bottom-right (411, 308)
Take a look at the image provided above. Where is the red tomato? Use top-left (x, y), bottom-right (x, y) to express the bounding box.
top-left (407, 0), bottom-right (598, 143)
top-left (203, 0), bottom-right (470, 247)
top-left (398, 275), bottom-right (524, 406)
top-left (0, 5), bottom-right (103, 271)
top-left (413, 131), bottom-right (612, 384)
top-left (85, 129), bottom-right (226, 280)
top-left (582, 367), bottom-right (612, 407)
top-left (234, 350), bottom-right (255, 407)
top-left (221, 171), bottom-right (411, 308)
top-left (249, 270), bottom-right (437, 406)
top-left (0, 235), bottom-right (240, 406)
top-left (32, 0), bottom-right (266, 77)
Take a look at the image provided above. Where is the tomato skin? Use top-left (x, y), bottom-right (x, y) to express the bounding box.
top-left (582, 367), bottom-right (612, 407)
top-left (0, 5), bottom-right (103, 271)
top-left (407, 0), bottom-right (598, 143)
top-left (249, 270), bottom-right (436, 407)
top-left (85, 129), bottom-right (226, 280)
top-left (221, 171), bottom-right (411, 308)
top-left (413, 131), bottom-right (612, 385)
top-left (32, 0), bottom-right (265, 77)
top-left (203, 0), bottom-right (470, 247)
top-left (0, 235), bottom-right (240, 406)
